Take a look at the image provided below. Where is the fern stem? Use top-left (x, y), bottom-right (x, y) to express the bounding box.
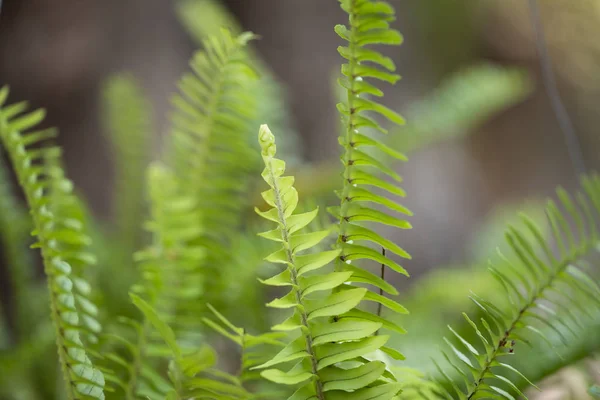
top-left (2, 147), bottom-right (77, 400)
top-left (28, 219), bottom-right (79, 400)
top-left (267, 159), bottom-right (325, 400)
top-left (337, 0), bottom-right (359, 269)
top-left (467, 241), bottom-right (593, 398)
top-left (0, 102), bottom-right (105, 398)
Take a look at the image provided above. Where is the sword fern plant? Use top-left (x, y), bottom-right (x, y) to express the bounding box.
top-left (0, 0), bottom-right (598, 399)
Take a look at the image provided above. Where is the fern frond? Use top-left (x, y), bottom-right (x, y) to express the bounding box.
top-left (175, 0), bottom-right (302, 164)
top-left (202, 304), bottom-right (286, 387)
top-left (130, 294), bottom-right (253, 400)
top-left (436, 177), bottom-right (600, 399)
top-left (167, 28), bottom-right (260, 309)
top-left (134, 164), bottom-right (205, 332)
top-left (0, 86), bottom-right (105, 399)
top-left (168, 27), bottom-right (258, 200)
top-left (104, 163), bottom-right (205, 399)
top-left (45, 153), bottom-right (104, 347)
top-left (102, 74), bottom-right (152, 257)
top-left (254, 125), bottom-right (401, 400)
top-left (393, 63), bottom-right (532, 154)
top-left (510, 306), bottom-right (600, 393)
top-left (332, 0), bottom-right (410, 354)
top-left (176, 0), bottom-right (240, 43)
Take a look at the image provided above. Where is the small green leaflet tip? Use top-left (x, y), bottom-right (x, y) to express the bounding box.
top-left (259, 124), bottom-right (276, 157)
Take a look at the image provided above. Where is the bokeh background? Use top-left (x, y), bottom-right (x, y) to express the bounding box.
top-left (1, 0), bottom-right (600, 399)
top-left (2, 0), bottom-right (599, 271)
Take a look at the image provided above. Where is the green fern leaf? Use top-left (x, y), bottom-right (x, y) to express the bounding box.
top-left (44, 153), bottom-right (104, 347)
top-left (166, 28), bottom-right (261, 312)
top-left (0, 86), bottom-right (105, 399)
top-left (437, 176), bottom-right (600, 399)
top-left (334, 0), bottom-right (410, 347)
top-left (254, 124), bottom-right (401, 400)
top-left (130, 294), bottom-right (251, 400)
top-left (102, 74), bottom-right (152, 257)
top-left (103, 163), bottom-right (206, 399)
top-left (391, 63), bottom-right (532, 155)
top-left (175, 0), bottom-right (301, 164)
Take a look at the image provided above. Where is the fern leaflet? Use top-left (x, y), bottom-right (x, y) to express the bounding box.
top-left (104, 163), bottom-right (204, 399)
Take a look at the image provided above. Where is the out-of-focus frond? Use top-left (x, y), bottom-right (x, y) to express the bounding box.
top-left (102, 74), bottom-right (153, 258)
top-left (435, 176), bottom-right (600, 399)
top-left (0, 86), bottom-right (105, 399)
top-left (392, 63), bottom-right (532, 154)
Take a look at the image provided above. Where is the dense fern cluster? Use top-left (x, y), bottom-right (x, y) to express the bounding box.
top-left (254, 124), bottom-right (403, 399)
top-left (0, 0), bottom-right (599, 399)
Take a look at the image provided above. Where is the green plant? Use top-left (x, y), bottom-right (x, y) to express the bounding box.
top-left (0, 0), bottom-right (598, 399)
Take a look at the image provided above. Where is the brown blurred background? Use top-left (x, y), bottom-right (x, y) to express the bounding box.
top-left (0, 0), bottom-right (599, 277)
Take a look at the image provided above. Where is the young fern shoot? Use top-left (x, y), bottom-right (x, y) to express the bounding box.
top-left (254, 125), bottom-right (401, 400)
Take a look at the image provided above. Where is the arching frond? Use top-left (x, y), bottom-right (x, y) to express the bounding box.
top-left (131, 294), bottom-right (253, 400)
top-left (332, 0), bottom-right (411, 358)
top-left (436, 176), bottom-right (600, 399)
top-left (166, 28), bottom-right (260, 310)
top-left (102, 74), bottom-right (153, 257)
top-left (44, 153), bottom-right (104, 347)
top-left (254, 125), bottom-right (402, 400)
top-left (133, 164), bottom-right (205, 334)
top-left (175, 0), bottom-right (301, 164)
top-left (103, 163), bottom-right (205, 399)
top-left (393, 63), bottom-right (532, 154)
top-left (0, 86), bottom-right (105, 399)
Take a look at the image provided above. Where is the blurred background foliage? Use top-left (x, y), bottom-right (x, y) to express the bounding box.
top-left (0, 0), bottom-right (599, 398)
